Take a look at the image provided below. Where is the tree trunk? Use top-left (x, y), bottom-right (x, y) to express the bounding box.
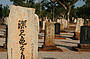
top-left (67, 6), bottom-right (72, 22)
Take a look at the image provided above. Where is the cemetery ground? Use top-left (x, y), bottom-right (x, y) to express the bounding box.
top-left (0, 23), bottom-right (90, 59)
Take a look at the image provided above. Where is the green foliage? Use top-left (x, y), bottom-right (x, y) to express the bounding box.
top-left (51, 0), bottom-right (78, 21)
top-left (0, 5), bottom-right (2, 19)
top-left (37, 1), bottom-right (66, 21)
top-left (10, 0), bottom-right (35, 8)
top-left (0, 5), bottom-right (10, 19)
top-left (2, 5), bottom-right (10, 17)
top-left (10, 0), bottom-right (82, 21)
top-left (10, 0), bottom-right (66, 20)
top-left (73, 0), bottom-right (90, 19)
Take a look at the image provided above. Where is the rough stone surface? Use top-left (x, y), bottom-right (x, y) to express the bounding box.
top-left (61, 18), bottom-right (68, 28)
top-left (80, 26), bottom-right (90, 44)
top-left (44, 21), bottom-right (55, 47)
top-left (8, 5), bottom-right (39, 59)
top-left (60, 24), bottom-right (64, 31)
top-left (75, 18), bottom-right (84, 33)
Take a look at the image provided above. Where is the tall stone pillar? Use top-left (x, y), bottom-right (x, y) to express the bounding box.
top-left (8, 5), bottom-right (39, 59)
top-left (44, 21), bottom-right (55, 47)
top-left (39, 21), bottom-right (62, 52)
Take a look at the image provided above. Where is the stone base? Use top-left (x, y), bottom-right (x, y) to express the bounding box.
top-left (78, 44), bottom-right (90, 49)
top-left (39, 45), bottom-right (63, 52)
top-left (72, 44), bottom-right (90, 52)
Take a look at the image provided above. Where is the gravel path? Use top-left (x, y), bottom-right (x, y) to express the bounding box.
top-left (39, 52), bottom-right (90, 59)
top-left (0, 52), bottom-right (90, 59)
top-left (0, 32), bottom-right (90, 59)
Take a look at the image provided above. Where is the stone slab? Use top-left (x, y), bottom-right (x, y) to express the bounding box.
top-left (80, 26), bottom-right (90, 44)
top-left (44, 22), bottom-right (55, 47)
top-left (8, 5), bottom-right (39, 59)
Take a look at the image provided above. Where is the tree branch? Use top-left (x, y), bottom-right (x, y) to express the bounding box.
top-left (57, 0), bottom-right (67, 10)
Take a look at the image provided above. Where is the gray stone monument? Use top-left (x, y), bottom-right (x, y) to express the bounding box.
top-left (8, 5), bottom-right (39, 59)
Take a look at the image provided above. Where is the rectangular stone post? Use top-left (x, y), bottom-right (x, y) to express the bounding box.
top-left (55, 23), bottom-right (60, 34)
top-left (79, 26), bottom-right (90, 49)
top-left (44, 21), bottom-right (55, 47)
top-left (75, 18), bottom-right (84, 40)
top-left (8, 5), bottom-right (39, 59)
top-left (39, 21), bottom-right (62, 51)
top-left (73, 26), bottom-right (90, 52)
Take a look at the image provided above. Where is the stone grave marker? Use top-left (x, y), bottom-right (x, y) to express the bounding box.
top-left (39, 21), bottom-right (62, 52)
top-left (75, 18), bottom-right (84, 33)
top-left (55, 23), bottom-right (60, 34)
top-left (57, 19), bottom-right (64, 31)
top-left (61, 18), bottom-right (68, 28)
top-left (80, 26), bottom-right (90, 44)
top-left (73, 26), bottom-right (90, 52)
top-left (44, 21), bottom-right (55, 47)
top-left (75, 18), bottom-right (84, 40)
top-left (8, 5), bottom-right (39, 59)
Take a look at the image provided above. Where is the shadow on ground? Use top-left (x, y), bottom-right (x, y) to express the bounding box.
top-left (56, 44), bottom-right (76, 51)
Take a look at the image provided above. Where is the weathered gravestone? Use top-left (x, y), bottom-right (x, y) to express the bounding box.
top-left (80, 26), bottom-right (90, 44)
top-left (55, 23), bottom-right (60, 34)
top-left (39, 21), bottom-right (62, 51)
top-left (44, 21), bottom-right (55, 47)
top-left (75, 18), bottom-right (84, 40)
top-left (79, 26), bottom-right (90, 49)
top-left (75, 18), bottom-right (84, 33)
top-left (73, 26), bottom-right (90, 52)
top-left (57, 19), bottom-right (64, 31)
top-left (61, 18), bottom-right (68, 29)
top-left (8, 5), bottom-right (39, 59)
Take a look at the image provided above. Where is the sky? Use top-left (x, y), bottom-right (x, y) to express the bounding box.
top-left (75, 0), bottom-right (85, 8)
top-left (0, 0), bottom-right (13, 6)
top-left (0, 0), bottom-right (85, 8)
